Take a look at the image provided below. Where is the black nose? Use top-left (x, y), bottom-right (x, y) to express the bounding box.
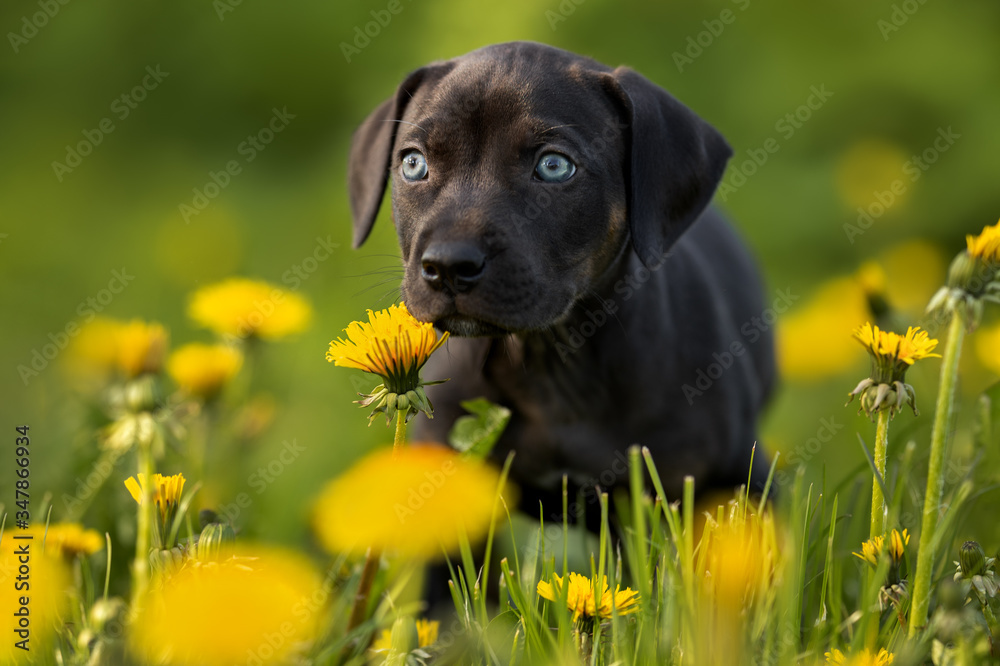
top-left (420, 241), bottom-right (486, 293)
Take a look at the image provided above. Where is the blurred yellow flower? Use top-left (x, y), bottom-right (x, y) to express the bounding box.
top-left (188, 277), bottom-right (312, 340)
top-left (26, 522), bottom-right (103, 560)
top-left (371, 618), bottom-right (440, 652)
top-left (1, 536), bottom-right (71, 663)
top-left (835, 138), bottom-right (909, 212)
top-left (312, 445), bottom-right (507, 560)
top-left (117, 319), bottom-right (169, 377)
top-left (702, 502), bottom-right (780, 610)
top-left (966, 219), bottom-right (1000, 264)
top-left (327, 303), bottom-right (448, 391)
top-left (879, 239), bottom-right (946, 312)
top-left (777, 277), bottom-right (869, 381)
top-left (974, 321), bottom-right (1000, 375)
top-left (167, 342), bottom-right (243, 399)
top-left (65, 318), bottom-right (168, 380)
top-left (130, 546), bottom-right (323, 665)
top-left (825, 647), bottom-right (894, 665)
top-left (65, 317), bottom-right (124, 379)
top-left (537, 572), bottom-right (640, 621)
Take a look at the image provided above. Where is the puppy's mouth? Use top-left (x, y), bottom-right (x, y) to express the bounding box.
top-left (434, 313), bottom-right (511, 338)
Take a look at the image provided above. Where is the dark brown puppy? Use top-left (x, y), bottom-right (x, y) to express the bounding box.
top-left (348, 42), bottom-right (775, 523)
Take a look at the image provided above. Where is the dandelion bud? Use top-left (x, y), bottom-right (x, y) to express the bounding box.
top-left (125, 375), bottom-right (159, 413)
top-left (198, 522), bottom-right (237, 562)
top-left (89, 597), bottom-right (126, 637)
top-left (960, 540), bottom-right (987, 578)
top-left (946, 251), bottom-right (978, 292)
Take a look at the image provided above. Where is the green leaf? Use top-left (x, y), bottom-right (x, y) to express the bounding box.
top-left (448, 398), bottom-right (510, 460)
top-left (484, 610), bottom-right (521, 664)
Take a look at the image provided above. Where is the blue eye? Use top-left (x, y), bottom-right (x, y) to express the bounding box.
top-left (534, 152), bottom-right (576, 183)
top-left (401, 150), bottom-right (428, 181)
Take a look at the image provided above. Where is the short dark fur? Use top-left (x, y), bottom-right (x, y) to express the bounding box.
top-left (348, 42), bottom-right (775, 519)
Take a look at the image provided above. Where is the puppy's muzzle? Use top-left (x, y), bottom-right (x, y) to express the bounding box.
top-left (420, 241), bottom-right (486, 294)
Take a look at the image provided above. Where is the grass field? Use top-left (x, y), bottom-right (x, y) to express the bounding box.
top-left (2, 2), bottom-right (1000, 664)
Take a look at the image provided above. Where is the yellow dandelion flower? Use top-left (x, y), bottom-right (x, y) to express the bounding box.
top-left (327, 303), bottom-right (447, 388)
top-left (126, 473), bottom-right (187, 544)
top-left (130, 546), bottom-right (323, 665)
top-left (888, 528), bottom-right (910, 562)
top-left (188, 277), bottom-right (312, 340)
top-left (537, 572), bottom-right (640, 621)
top-left (24, 523), bottom-right (103, 560)
top-left (416, 618), bottom-right (439, 647)
top-left (1, 536), bottom-right (71, 663)
top-left (167, 342), bottom-right (243, 399)
top-left (848, 323), bottom-right (939, 418)
top-left (853, 535), bottom-right (884, 567)
top-left (327, 303), bottom-right (449, 423)
top-left (853, 323), bottom-right (940, 369)
top-left (852, 529), bottom-right (909, 567)
top-left (312, 445), bottom-right (507, 560)
top-left (825, 647), bottom-right (894, 665)
top-left (966, 220), bottom-right (1000, 264)
top-left (116, 319), bottom-right (169, 378)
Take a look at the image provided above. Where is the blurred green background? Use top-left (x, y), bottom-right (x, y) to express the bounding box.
top-left (2, 0), bottom-right (1000, 562)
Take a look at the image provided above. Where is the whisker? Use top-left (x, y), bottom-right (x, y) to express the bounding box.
top-left (351, 277), bottom-right (403, 298)
top-left (539, 124), bottom-right (579, 136)
top-left (382, 119), bottom-right (428, 135)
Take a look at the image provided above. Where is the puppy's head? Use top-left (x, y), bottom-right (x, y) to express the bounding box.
top-left (348, 42), bottom-right (731, 336)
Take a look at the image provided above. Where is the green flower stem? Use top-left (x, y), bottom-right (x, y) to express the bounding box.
top-left (345, 410), bottom-right (408, 647)
top-left (393, 408), bottom-right (407, 459)
top-left (909, 313), bottom-right (965, 636)
top-left (131, 437), bottom-right (155, 613)
top-left (865, 409), bottom-right (890, 648)
top-left (870, 409), bottom-right (890, 540)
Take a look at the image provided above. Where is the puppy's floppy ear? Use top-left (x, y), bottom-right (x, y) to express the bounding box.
top-left (604, 67), bottom-right (733, 267)
top-left (347, 63), bottom-right (453, 248)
